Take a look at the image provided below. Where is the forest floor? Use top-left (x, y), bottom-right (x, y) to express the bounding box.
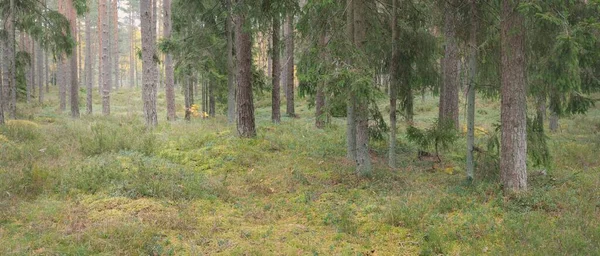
top-left (1, 87), bottom-right (599, 255)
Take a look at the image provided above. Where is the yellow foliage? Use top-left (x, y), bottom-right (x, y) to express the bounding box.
top-left (461, 125), bottom-right (489, 137)
top-left (0, 135), bottom-right (9, 144)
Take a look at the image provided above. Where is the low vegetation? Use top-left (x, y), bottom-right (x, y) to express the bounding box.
top-left (1, 88), bottom-right (599, 255)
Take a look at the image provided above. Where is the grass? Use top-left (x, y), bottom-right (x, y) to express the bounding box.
top-left (0, 86), bottom-right (599, 255)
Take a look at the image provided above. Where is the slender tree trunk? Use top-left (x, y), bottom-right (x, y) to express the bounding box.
top-left (7, 0), bottom-right (16, 118)
top-left (113, 0), bottom-right (119, 90)
top-left (24, 35), bottom-right (31, 104)
top-left (388, 0), bottom-right (398, 168)
top-left (209, 77), bottom-right (215, 117)
top-left (58, 0), bottom-right (67, 114)
top-left (45, 50), bottom-right (49, 93)
top-left (226, 0), bottom-right (235, 124)
top-left (354, 0), bottom-right (371, 176)
top-left (500, 0), bottom-right (527, 193)
top-left (0, 42), bottom-right (3, 124)
top-left (86, 14), bottom-right (93, 114)
top-left (466, 0), bottom-right (478, 181)
top-left (440, 0), bottom-right (460, 129)
top-left (346, 0), bottom-right (356, 161)
top-left (68, 0), bottom-right (80, 118)
top-left (141, 0), bottom-right (158, 126)
top-left (549, 112), bottom-right (558, 132)
top-left (184, 75), bottom-right (192, 120)
top-left (98, 0), bottom-right (103, 95)
top-left (235, 0), bottom-right (256, 137)
top-left (284, 14), bottom-right (295, 117)
top-left (101, 0), bottom-right (111, 115)
top-left (130, 6), bottom-right (135, 87)
top-left (30, 38), bottom-right (36, 101)
top-left (164, 0), bottom-right (176, 120)
top-left (37, 42), bottom-right (43, 103)
top-left (315, 29), bottom-right (326, 129)
top-left (271, 15), bottom-right (281, 123)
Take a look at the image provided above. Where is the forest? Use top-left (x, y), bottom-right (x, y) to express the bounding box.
top-left (1, 0), bottom-right (599, 254)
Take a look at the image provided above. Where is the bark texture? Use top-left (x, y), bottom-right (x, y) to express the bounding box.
top-left (388, 0), bottom-right (398, 168)
top-left (141, 0), bottom-right (159, 127)
top-left (226, 0), bottom-right (235, 124)
top-left (164, 0), bottom-right (176, 121)
top-left (345, 0), bottom-right (356, 161)
top-left (68, 0), bottom-right (80, 118)
top-left (271, 15), bottom-right (281, 124)
top-left (85, 14), bottom-right (93, 114)
top-left (284, 14), bottom-right (295, 117)
top-left (500, 0), bottom-right (527, 192)
top-left (101, 0), bottom-right (111, 115)
top-left (440, 0), bottom-right (460, 129)
top-left (466, 0), bottom-right (478, 180)
top-left (235, 2), bottom-right (256, 138)
top-left (353, 0), bottom-right (371, 176)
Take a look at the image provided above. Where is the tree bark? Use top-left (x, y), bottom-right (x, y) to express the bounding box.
top-left (101, 0), bottom-right (111, 115)
top-left (7, 0), bottom-right (16, 118)
top-left (37, 42), bottom-right (43, 103)
top-left (346, 0), bottom-right (356, 161)
top-left (466, 0), bottom-right (478, 181)
top-left (209, 77), bottom-right (215, 117)
top-left (98, 0), bottom-right (103, 95)
top-left (500, 0), bottom-right (527, 193)
top-left (354, 0), bottom-right (371, 176)
top-left (68, 0), bottom-right (80, 118)
top-left (388, 0), bottom-right (398, 168)
top-left (141, 0), bottom-right (158, 127)
top-left (315, 29), bottom-right (327, 129)
top-left (164, 0), bottom-right (176, 121)
top-left (235, 1), bottom-right (256, 138)
top-left (184, 75), bottom-right (192, 121)
top-left (113, 0), bottom-right (120, 90)
top-left (226, 0), bottom-right (235, 124)
top-left (86, 14), bottom-right (93, 114)
top-left (130, 4), bottom-right (135, 87)
top-left (440, 0), bottom-right (460, 129)
top-left (284, 14), bottom-right (295, 117)
top-left (271, 15), bottom-right (281, 124)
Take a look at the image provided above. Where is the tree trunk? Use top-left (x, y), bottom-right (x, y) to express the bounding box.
top-left (68, 0), bottom-right (80, 118)
top-left (37, 42), bottom-right (43, 103)
top-left (271, 15), bottom-right (281, 124)
top-left (209, 77), bottom-right (215, 117)
top-left (113, 0), bottom-right (119, 91)
top-left (226, 0), bottom-right (235, 124)
top-left (235, 1), bottom-right (256, 138)
top-left (164, 0), bottom-right (176, 121)
top-left (45, 50), bottom-right (49, 93)
top-left (388, 0), bottom-right (398, 168)
top-left (500, 0), bottom-right (527, 193)
top-left (24, 35), bottom-right (31, 104)
top-left (354, 0), bottom-right (371, 176)
top-left (141, 0), bottom-right (158, 127)
top-left (86, 14), bottom-right (93, 114)
top-left (101, 0), bottom-right (111, 115)
top-left (315, 29), bottom-right (326, 129)
top-left (184, 75), bottom-right (192, 121)
top-left (284, 14), bottom-right (295, 117)
top-left (346, 0), bottom-right (356, 161)
top-left (98, 0), bottom-right (103, 95)
top-left (440, 0), bottom-right (460, 129)
top-left (466, 0), bottom-right (478, 181)
top-left (7, 0), bottom-right (16, 118)
top-left (549, 112), bottom-right (558, 132)
top-left (130, 5), bottom-right (135, 87)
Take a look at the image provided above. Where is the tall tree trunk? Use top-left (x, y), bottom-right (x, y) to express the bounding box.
top-left (315, 29), bottom-right (326, 129)
top-left (388, 0), bottom-right (398, 168)
top-left (500, 0), bottom-right (527, 193)
top-left (45, 50), bottom-right (49, 93)
top-left (86, 14), bottom-right (93, 114)
top-left (113, 0), bottom-right (119, 90)
top-left (0, 42), bottom-right (3, 124)
top-left (284, 14), bottom-right (295, 117)
top-left (466, 0), bottom-right (478, 181)
top-left (235, 0), bottom-right (256, 138)
top-left (24, 35), bottom-right (31, 104)
top-left (209, 77), bottom-right (215, 117)
top-left (440, 0), bottom-right (460, 129)
top-left (184, 75), bottom-right (192, 120)
top-left (30, 37), bottom-right (36, 101)
top-left (130, 5), bottom-right (135, 87)
top-left (345, 0), bottom-right (356, 161)
top-left (68, 0), bottom-right (80, 118)
top-left (226, 0), bottom-right (235, 124)
top-left (37, 42), bottom-right (43, 103)
top-left (354, 0), bottom-right (371, 176)
top-left (164, 0), bottom-right (176, 121)
top-left (271, 15), bottom-right (281, 124)
top-left (101, 0), bottom-right (111, 115)
top-left (7, 0), bottom-right (16, 118)
top-left (57, 0), bottom-right (68, 112)
top-left (98, 0), bottom-right (103, 95)
top-left (141, 0), bottom-right (158, 126)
